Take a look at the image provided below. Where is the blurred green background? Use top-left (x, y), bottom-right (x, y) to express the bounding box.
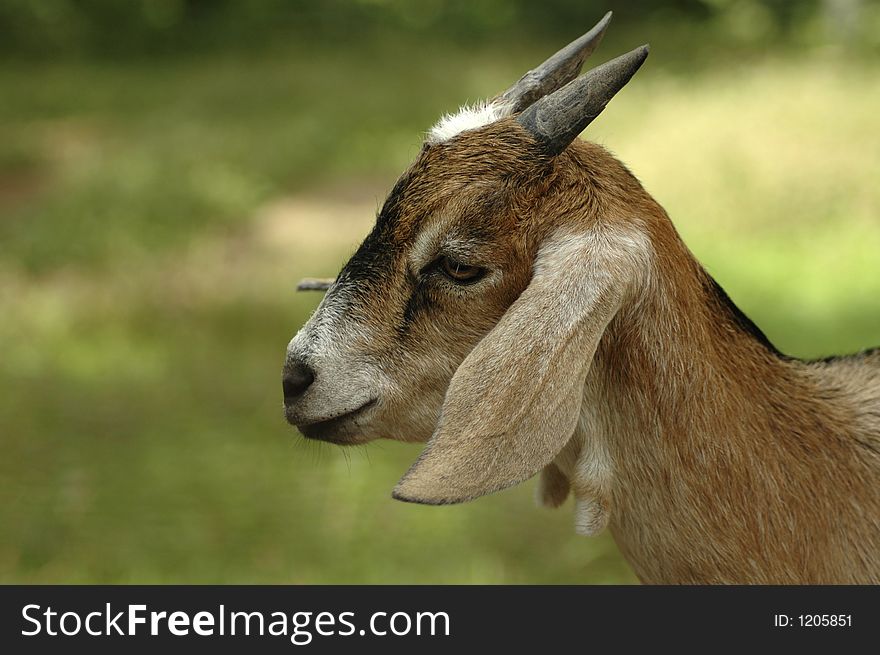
top-left (1, 0), bottom-right (878, 583)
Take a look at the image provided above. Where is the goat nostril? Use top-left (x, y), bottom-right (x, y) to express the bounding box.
top-left (282, 361), bottom-right (315, 401)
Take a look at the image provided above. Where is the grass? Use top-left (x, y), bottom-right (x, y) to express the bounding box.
top-left (0, 38), bottom-right (878, 583)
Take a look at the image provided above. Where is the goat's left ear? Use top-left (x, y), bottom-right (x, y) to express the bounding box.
top-left (393, 229), bottom-right (640, 504)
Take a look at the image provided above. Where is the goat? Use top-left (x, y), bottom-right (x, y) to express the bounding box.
top-left (282, 13), bottom-right (880, 584)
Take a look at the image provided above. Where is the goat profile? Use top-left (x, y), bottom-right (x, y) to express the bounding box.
top-left (282, 12), bottom-right (880, 584)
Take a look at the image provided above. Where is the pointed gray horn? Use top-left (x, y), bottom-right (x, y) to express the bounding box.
top-left (517, 44), bottom-right (649, 156)
top-left (499, 11), bottom-right (612, 114)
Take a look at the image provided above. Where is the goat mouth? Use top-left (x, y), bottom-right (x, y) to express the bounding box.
top-left (291, 399), bottom-right (377, 444)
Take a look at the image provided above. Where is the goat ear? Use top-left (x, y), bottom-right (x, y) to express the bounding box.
top-left (393, 230), bottom-right (632, 505)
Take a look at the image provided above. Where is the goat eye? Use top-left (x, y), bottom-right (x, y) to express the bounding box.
top-left (437, 256), bottom-right (485, 284)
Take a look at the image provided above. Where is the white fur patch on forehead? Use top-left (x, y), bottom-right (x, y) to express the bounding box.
top-left (426, 100), bottom-right (511, 144)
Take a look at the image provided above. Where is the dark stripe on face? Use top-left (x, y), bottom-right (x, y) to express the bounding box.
top-left (399, 278), bottom-right (432, 336)
top-left (333, 171), bottom-right (413, 295)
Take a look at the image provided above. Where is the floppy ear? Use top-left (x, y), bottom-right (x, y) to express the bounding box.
top-left (393, 229), bottom-right (634, 504)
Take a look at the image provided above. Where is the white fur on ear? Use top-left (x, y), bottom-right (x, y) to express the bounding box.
top-left (394, 229), bottom-right (644, 505)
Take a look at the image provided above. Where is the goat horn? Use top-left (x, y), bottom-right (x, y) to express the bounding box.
top-left (517, 44), bottom-right (649, 156)
top-left (499, 11), bottom-right (612, 114)
top-left (296, 277), bottom-right (335, 291)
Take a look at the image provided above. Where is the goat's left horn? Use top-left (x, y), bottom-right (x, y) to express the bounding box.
top-left (499, 11), bottom-right (612, 114)
top-left (518, 44), bottom-right (649, 156)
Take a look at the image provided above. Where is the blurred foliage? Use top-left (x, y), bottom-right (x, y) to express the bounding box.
top-left (2, 0), bottom-right (880, 58)
top-left (0, 1), bottom-right (878, 583)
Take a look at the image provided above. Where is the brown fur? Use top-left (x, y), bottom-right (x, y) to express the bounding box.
top-left (286, 118), bottom-right (880, 584)
top-left (534, 137), bottom-right (880, 583)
